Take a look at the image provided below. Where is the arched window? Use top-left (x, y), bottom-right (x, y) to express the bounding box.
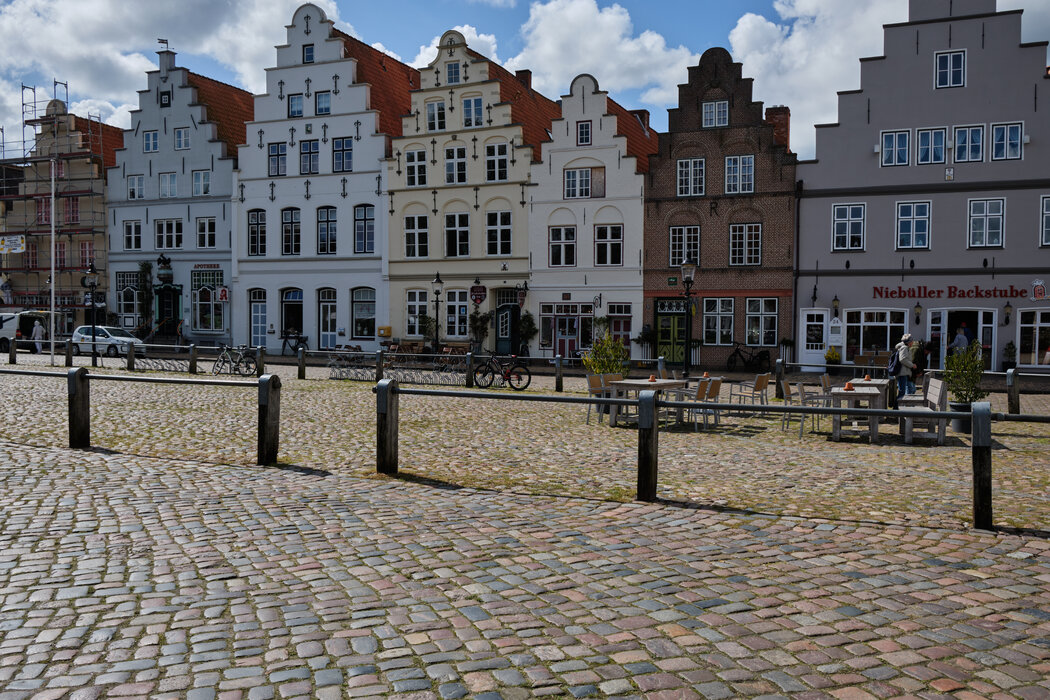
top-left (248, 209), bottom-right (266, 256)
top-left (249, 289), bottom-right (267, 347)
top-left (317, 206), bottom-right (336, 255)
top-left (352, 287), bottom-right (376, 339)
top-left (191, 269), bottom-right (225, 332)
top-left (318, 288), bottom-right (337, 349)
top-left (281, 207), bottom-right (300, 255)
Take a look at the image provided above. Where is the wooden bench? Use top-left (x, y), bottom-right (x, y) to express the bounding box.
top-left (902, 377), bottom-right (948, 445)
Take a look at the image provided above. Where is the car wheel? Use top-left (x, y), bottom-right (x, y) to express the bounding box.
top-left (106, 345), bottom-right (118, 357)
top-left (72, 343), bottom-right (81, 356)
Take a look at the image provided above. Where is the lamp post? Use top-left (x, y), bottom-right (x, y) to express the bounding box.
top-left (431, 271), bottom-right (443, 353)
top-left (80, 263), bottom-right (99, 367)
top-left (680, 259), bottom-right (697, 378)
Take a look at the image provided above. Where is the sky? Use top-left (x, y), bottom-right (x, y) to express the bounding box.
top-left (0, 0), bottom-right (1047, 160)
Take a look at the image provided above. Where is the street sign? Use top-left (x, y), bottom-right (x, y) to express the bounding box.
top-left (470, 284), bottom-right (487, 305)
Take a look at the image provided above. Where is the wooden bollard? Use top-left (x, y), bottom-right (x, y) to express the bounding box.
top-left (8, 338), bottom-right (16, 364)
top-left (555, 354), bottom-right (563, 393)
top-left (775, 358), bottom-right (785, 399)
top-left (256, 346), bottom-right (266, 377)
top-left (1006, 368), bottom-right (1020, 415)
top-left (188, 344), bottom-right (198, 374)
top-left (126, 343), bottom-right (135, 371)
top-left (465, 352), bottom-right (474, 388)
top-left (297, 346), bottom-right (306, 380)
top-left (65, 341), bottom-right (73, 367)
top-left (376, 378), bottom-right (399, 475)
top-left (67, 367), bottom-right (90, 449)
top-left (971, 402), bottom-right (993, 530)
top-left (257, 374), bottom-right (281, 465)
top-left (636, 389), bottom-right (658, 502)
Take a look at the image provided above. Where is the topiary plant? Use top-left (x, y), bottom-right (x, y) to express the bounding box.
top-left (582, 331), bottom-right (629, 375)
top-left (943, 343), bottom-right (988, 404)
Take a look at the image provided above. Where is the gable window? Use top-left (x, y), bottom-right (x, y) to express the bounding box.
top-left (317, 206), bottom-right (336, 255)
top-left (486, 210), bottom-right (511, 256)
top-left (159, 91), bottom-right (171, 108)
top-left (405, 215), bottom-right (428, 258)
top-left (196, 217), bottom-right (216, 248)
top-left (333, 137), bottom-right (352, 172)
top-left (445, 146), bottom-right (466, 184)
top-left (669, 226), bottom-right (700, 267)
top-left (1042, 196), bottom-right (1050, 247)
top-left (159, 172), bottom-right (176, 198)
top-left (703, 298), bottom-right (734, 346)
top-left (702, 100), bottom-right (728, 128)
top-left (123, 220), bottom-right (141, 250)
top-left (549, 227), bottom-right (575, 267)
top-left (407, 289), bottom-right (428, 337)
top-left (917, 128), bottom-right (946, 164)
top-left (192, 170), bottom-right (210, 196)
top-left (485, 143), bottom-right (508, 182)
top-left (155, 219), bottom-right (183, 249)
top-left (288, 94), bottom-right (304, 118)
top-left (724, 155), bottom-right (754, 194)
top-left (968, 199), bottom-right (1004, 248)
top-left (127, 175), bottom-right (144, 199)
top-left (729, 223), bottom-right (762, 265)
top-left (303, 44), bottom-right (314, 64)
top-left (354, 204), bottom-right (374, 254)
top-left (446, 62), bottom-right (460, 84)
top-left (564, 168), bottom-right (589, 198)
top-left (315, 91), bottom-right (331, 116)
top-left (352, 288), bottom-right (376, 339)
top-left (406, 149), bottom-right (427, 186)
top-left (677, 158), bottom-right (704, 196)
top-left (248, 209), bottom-right (266, 256)
top-left (300, 140), bottom-right (319, 174)
top-left (577, 121), bottom-right (591, 146)
top-left (746, 298), bottom-right (777, 346)
top-left (896, 202), bottom-right (930, 249)
top-left (992, 123), bottom-right (1022, 161)
top-left (268, 143), bottom-right (287, 176)
top-left (174, 127), bottom-right (190, 150)
top-left (595, 225), bottom-right (622, 266)
top-left (954, 125), bottom-right (983, 163)
top-left (444, 213), bottom-right (469, 257)
top-left (935, 50), bottom-right (965, 88)
top-left (281, 207), bottom-right (301, 256)
top-left (881, 130), bottom-right (909, 166)
top-left (426, 102), bottom-right (446, 131)
top-left (143, 130), bottom-right (158, 152)
top-left (833, 203), bottom-right (865, 250)
top-left (463, 97), bottom-right (483, 128)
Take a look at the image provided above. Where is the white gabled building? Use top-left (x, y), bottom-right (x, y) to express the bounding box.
top-left (529, 74), bottom-right (658, 358)
top-left (107, 49), bottom-right (252, 345)
top-left (230, 3), bottom-right (417, 354)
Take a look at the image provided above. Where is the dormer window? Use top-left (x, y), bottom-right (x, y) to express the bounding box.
top-left (446, 62), bottom-right (460, 85)
top-left (702, 100), bottom-right (728, 128)
top-left (303, 44), bottom-right (315, 64)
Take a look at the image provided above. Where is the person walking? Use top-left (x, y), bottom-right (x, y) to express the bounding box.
top-left (30, 319), bottom-right (45, 354)
top-left (948, 327), bottom-right (969, 356)
top-left (894, 333), bottom-right (916, 403)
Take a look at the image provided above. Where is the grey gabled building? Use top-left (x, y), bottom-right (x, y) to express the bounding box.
top-left (795, 0), bottom-right (1050, 372)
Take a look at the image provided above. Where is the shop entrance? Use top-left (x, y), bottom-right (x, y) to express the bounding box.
top-left (929, 308), bottom-right (994, 370)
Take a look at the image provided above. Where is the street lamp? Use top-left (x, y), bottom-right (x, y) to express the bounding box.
top-left (680, 258), bottom-right (697, 378)
top-left (80, 262), bottom-right (99, 367)
top-left (431, 271), bottom-right (443, 353)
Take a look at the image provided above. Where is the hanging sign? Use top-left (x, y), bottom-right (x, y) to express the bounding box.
top-left (0, 235), bottom-right (25, 254)
top-left (216, 286), bottom-right (230, 303)
top-left (470, 284), bottom-right (487, 305)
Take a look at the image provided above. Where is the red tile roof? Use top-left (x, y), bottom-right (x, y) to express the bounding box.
top-left (334, 29), bottom-right (419, 147)
top-left (71, 115), bottom-right (124, 169)
top-left (470, 51), bottom-right (561, 162)
top-left (186, 72), bottom-right (255, 158)
top-left (606, 99), bottom-right (659, 174)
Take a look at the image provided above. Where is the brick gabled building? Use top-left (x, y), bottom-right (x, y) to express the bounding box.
top-left (643, 47), bottom-right (796, 373)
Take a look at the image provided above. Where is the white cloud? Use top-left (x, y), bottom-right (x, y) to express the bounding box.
top-left (370, 42), bottom-right (405, 63)
top-left (411, 25), bottom-right (501, 67)
top-left (505, 0), bottom-right (697, 103)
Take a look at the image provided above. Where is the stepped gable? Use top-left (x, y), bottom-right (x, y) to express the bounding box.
top-left (471, 51), bottom-right (560, 162)
top-left (334, 29), bottom-right (419, 144)
top-left (186, 72), bottom-right (255, 158)
top-left (606, 98), bottom-right (659, 174)
top-left (70, 116), bottom-right (124, 168)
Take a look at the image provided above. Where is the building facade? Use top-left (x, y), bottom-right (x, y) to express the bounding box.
top-left (231, 3), bottom-right (417, 353)
top-left (107, 50), bottom-right (252, 345)
top-left (644, 48), bottom-right (796, 371)
top-left (528, 74), bottom-right (658, 359)
top-left (796, 0), bottom-right (1050, 372)
top-left (385, 30), bottom-right (560, 354)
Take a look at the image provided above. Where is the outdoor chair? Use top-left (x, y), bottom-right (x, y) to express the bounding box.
top-left (897, 373), bottom-right (931, 410)
top-left (704, 378), bottom-right (723, 427)
top-left (797, 381), bottom-right (830, 432)
top-left (585, 374), bottom-right (606, 425)
top-left (668, 378), bottom-right (711, 430)
top-left (729, 372), bottom-right (770, 411)
top-left (902, 377), bottom-right (949, 445)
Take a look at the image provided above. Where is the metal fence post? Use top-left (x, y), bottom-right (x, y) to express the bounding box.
top-left (376, 378), bottom-right (399, 475)
top-left (188, 344), bottom-right (198, 374)
top-left (256, 347), bottom-right (266, 377)
top-left (375, 350), bottom-right (384, 382)
top-left (257, 374), bottom-right (281, 465)
top-left (636, 389), bottom-right (659, 502)
top-left (465, 352), bottom-right (474, 388)
top-left (127, 343), bottom-right (135, 371)
top-left (971, 401), bottom-right (993, 530)
top-left (64, 341), bottom-right (73, 367)
top-left (775, 358), bottom-right (785, 399)
top-left (555, 354), bottom-right (564, 393)
top-left (1006, 368), bottom-right (1020, 415)
top-left (297, 346), bottom-right (306, 380)
top-left (656, 356), bottom-right (665, 377)
top-left (67, 367), bottom-right (90, 449)
top-left (8, 339), bottom-right (16, 364)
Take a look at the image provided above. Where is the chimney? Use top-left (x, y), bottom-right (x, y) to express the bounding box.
top-left (515, 69), bottom-right (532, 89)
top-left (765, 105), bottom-right (791, 152)
top-left (629, 109), bottom-right (650, 131)
top-left (157, 50), bottom-right (176, 75)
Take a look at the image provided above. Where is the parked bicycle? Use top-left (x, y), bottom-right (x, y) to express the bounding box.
top-left (473, 352), bottom-right (531, 390)
top-left (725, 341), bottom-right (771, 372)
top-left (212, 344), bottom-right (258, 376)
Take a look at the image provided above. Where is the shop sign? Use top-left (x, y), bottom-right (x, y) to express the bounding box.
top-left (1031, 279), bottom-right (1045, 301)
top-left (469, 284), bottom-right (487, 305)
top-left (667, 276), bottom-right (678, 286)
top-left (194, 263), bottom-right (221, 269)
top-left (0, 235), bottom-right (25, 254)
top-left (216, 286), bottom-right (229, 303)
top-left (873, 284), bottom-right (1028, 300)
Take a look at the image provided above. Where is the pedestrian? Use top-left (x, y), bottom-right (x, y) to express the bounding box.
top-left (30, 319), bottom-right (45, 354)
top-left (948, 327), bottom-right (968, 356)
top-left (909, 338), bottom-right (926, 395)
top-left (893, 333), bottom-right (916, 402)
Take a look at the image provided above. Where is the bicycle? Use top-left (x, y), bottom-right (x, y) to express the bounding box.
top-left (212, 344), bottom-right (258, 376)
top-left (473, 352), bottom-right (531, 390)
top-left (725, 341), bottom-right (771, 372)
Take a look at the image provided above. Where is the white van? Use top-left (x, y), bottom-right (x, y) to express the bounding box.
top-left (0, 311), bottom-right (53, 353)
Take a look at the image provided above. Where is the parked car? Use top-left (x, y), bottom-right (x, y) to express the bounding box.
top-left (71, 326), bottom-right (146, 357)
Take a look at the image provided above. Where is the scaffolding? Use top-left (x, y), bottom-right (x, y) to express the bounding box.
top-left (0, 82), bottom-right (122, 336)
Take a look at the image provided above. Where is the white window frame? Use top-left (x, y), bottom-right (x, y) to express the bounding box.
top-left (954, 125), bottom-right (984, 163)
top-left (174, 127), bottom-right (190, 150)
top-left (159, 172), bottom-right (176, 198)
top-left (191, 270), bottom-right (224, 332)
top-left (577, 121), bottom-right (591, 146)
top-left (916, 127), bottom-right (946, 165)
top-left (446, 62), bottom-right (460, 84)
top-left (282, 207), bottom-right (301, 257)
top-left (724, 155), bottom-right (754, 194)
top-left (676, 158), bottom-right (704, 197)
top-left (669, 226), bottom-right (699, 267)
top-left (127, 175), bottom-right (144, 200)
top-left (832, 203), bottom-right (866, 251)
top-left (702, 100), bottom-right (728, 128)
top-left (318, 206), bottom-right (337, 255)
top-left (155, 219), bottom-right (183, 250)
top-left (300, 139), bottom-right (319, 175)
top-left (444, 290), bottom-right (469, 339)
top-left (485, 143), bottom-right (508, 182)
top-left (729, 223), bottom-right (761, 266)
top-left (406, 289), bottom-right (427, 338)
top-left (268, 142), bottom-right (287, 177)
top-left (1041, 196), bottom-right (1050, 247)
top-left (333, 137), bottom-right (352, 173)
top-left (406, 149), bottom-right (427, 187)
top-left (896, 201), bottom-right (931, 250)
top-left (486, 210), bottom-right (511, 257)
top-left (354, 204), bottom-right (374, 255)
top-left (703, 298), bottom-right (734, 346)
top-left (123, 220), bottom-right (142, 251)
top-left (935, 50), bottom-right (965, 89)
top-left (595, 224), bottom-right (623, 266)
top-left (745, 298), bottom-right (778, 347)
top-left (315, 91), bottom-right (331, 116)
top-left (991, 122), bottom-right (1023, 161)
top-left (192, 170), bottom-right (210, 196)
top-left (968, 198), bottom-right (1004, 248)
top-left (564, 168), bottom-right (590, 199)
top-left (426, 101), bottom-right (446, 131)
top-left (444, 212), bottom-right (469, 258)
top-left (352, 287), bottom-right (376, 339)
top-left (405, 215), bottom-right (429, 258)
top-left (196, 217), bottom-right (216, 249)
top-left (445, 146), bottom-right (466, 184)
top-left (143, 130), bottom-right (158, 153)
top-left (880, 130), bottom-right (909, 167)
top-left (549, 227), bottom-right (576, 267)
top-left (463, 97), bottom-right (483, 128)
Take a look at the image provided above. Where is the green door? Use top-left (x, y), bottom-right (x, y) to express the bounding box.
top-left (656, 313), bottom-right (685, 363)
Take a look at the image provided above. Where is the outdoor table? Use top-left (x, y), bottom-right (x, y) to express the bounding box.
top-left (607, 378), bottom-right (689, 427)
top-left (850, 377), bottom-right (894, 415)
top-left (831, 386), bottom-right (883, 443)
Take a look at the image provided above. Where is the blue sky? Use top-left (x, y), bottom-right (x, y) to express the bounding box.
top-left (0, 0), bottom-right (1047, 160)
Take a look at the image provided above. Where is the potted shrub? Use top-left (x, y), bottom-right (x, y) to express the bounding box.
top-left (824, 346), bottom-right (841, 375)
top-left (469, 309), bottom-right (492, 354)
top-left (943, 343), bottom-right (989, 433)
top-left (582, 332), bottom-right (630, 414)
top-left (517, 311), bottom-right (539, 356)
top-left (1002, 341), bottom-right (1017, 372)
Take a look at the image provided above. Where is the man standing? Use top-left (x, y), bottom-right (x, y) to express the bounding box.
top-left (948, 327), bottom-right (969, 356)
top-left (894, 333), bottom-right (916, 401)
top-left (30, 319), bottom-right (45, 354)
